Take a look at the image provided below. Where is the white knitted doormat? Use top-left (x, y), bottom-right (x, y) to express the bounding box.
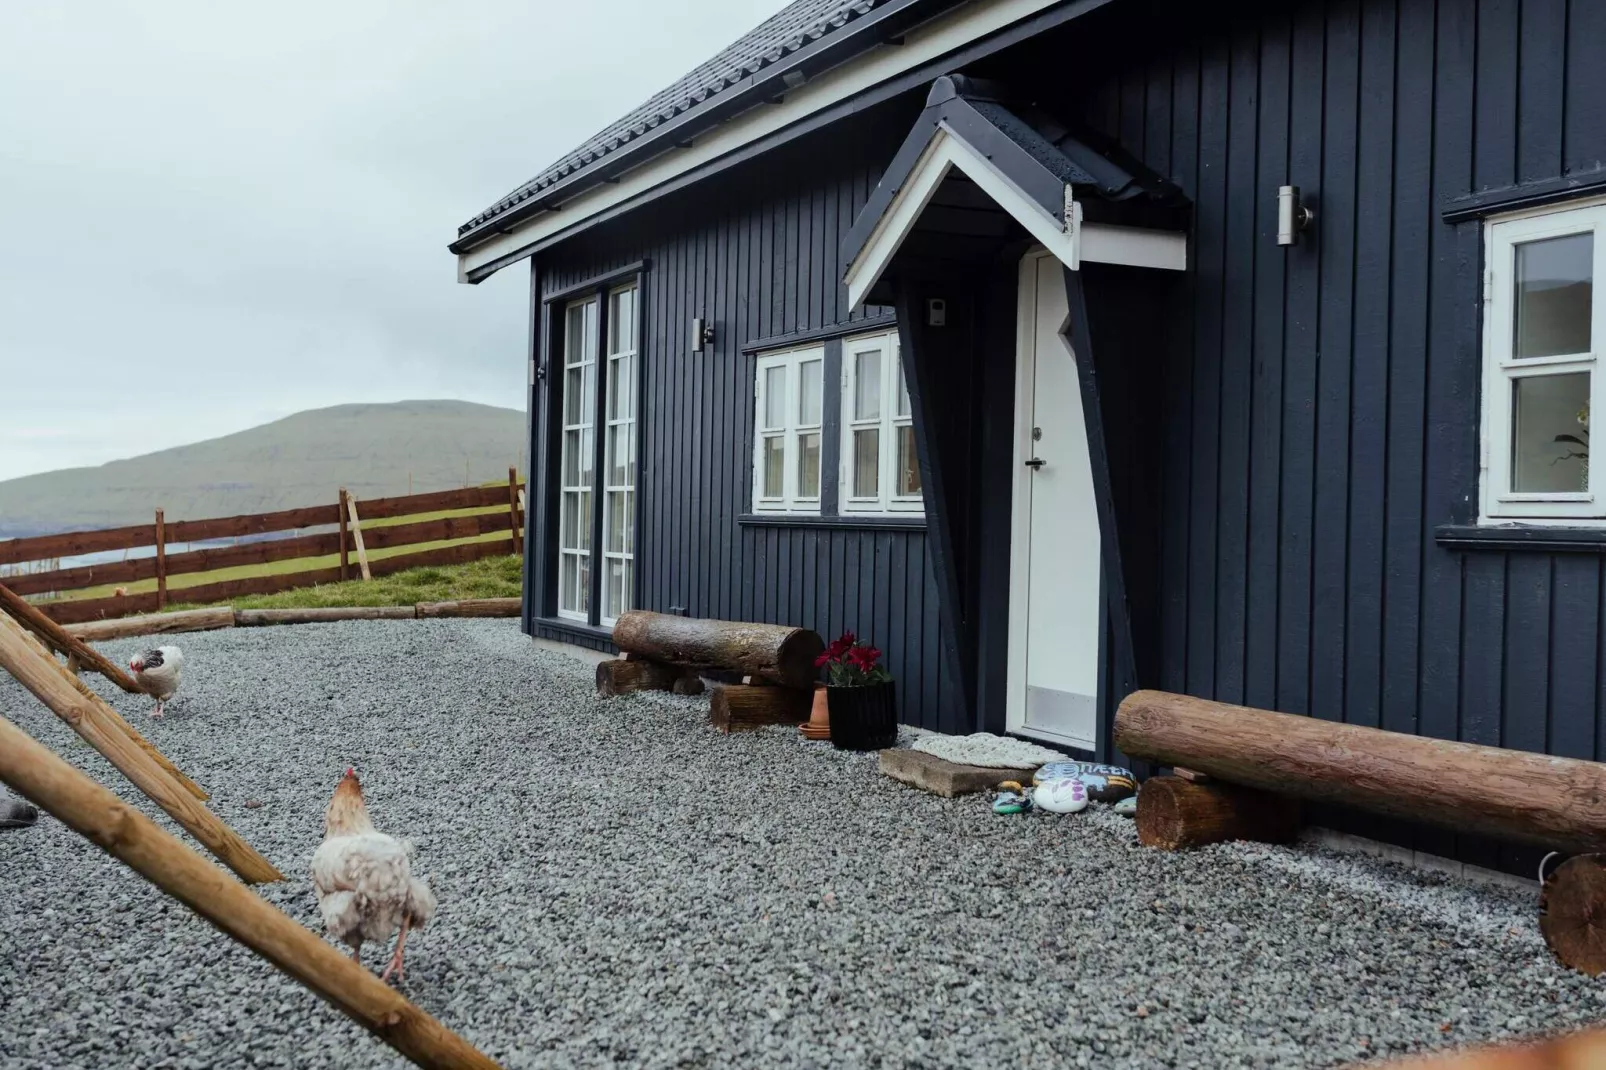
top-left (909, 732), bottom-right (1068, 769)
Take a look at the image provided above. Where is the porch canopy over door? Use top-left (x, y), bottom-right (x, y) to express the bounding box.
top-left (841, 74), bottom-right (1189, 310)
top-left (839, 74), bottom-right (1188, 751)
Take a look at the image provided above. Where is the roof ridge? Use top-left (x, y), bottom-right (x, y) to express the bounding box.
top-left (457, 0), bottom-right (886, 238)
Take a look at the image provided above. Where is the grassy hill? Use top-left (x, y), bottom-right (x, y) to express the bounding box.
top-left (0, 399), bottom-right (525, 539)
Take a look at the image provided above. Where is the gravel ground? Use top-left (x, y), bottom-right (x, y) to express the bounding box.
top-left (0, 619), bottom-right (1600, 1070)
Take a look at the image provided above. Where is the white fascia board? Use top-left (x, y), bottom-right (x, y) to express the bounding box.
top-left (845, 122), bottom-right (1078, 309)
top-left (455, 0), bottom-right (1072, 283)
top-left (1080, 221), bottom-right (1188, 272)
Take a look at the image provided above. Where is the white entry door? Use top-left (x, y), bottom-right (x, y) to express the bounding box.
top-left (1006, 249), bottom-right (1102, 750)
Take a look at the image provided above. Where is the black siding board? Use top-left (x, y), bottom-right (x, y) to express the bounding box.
top-left (1246, 15), bottom-right (1290, 712)
top-left (1474, 0), bottom-right (1519, 192)
top-left (1517, 0), bottom-right (1566, 184)
top-left (1551, 556), bottom-right (1600, 761)
top-left (1564, 0), bottom-right (1606, 175)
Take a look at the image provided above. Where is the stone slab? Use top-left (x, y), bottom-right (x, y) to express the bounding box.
top-left (878, 748), bottom-right (1036, 798)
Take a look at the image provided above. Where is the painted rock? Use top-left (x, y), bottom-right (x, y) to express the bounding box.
top-left (1113, 795), bottom-right (1138, 817)
top-left (1034, 762), bottom-right (1137, 802)
top-left (992, 788), bottom-right (1032, 815)
top-left (1033, 777), bottom-right (1089, 814)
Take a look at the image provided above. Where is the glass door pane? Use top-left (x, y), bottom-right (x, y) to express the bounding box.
top-left (601, 284), bottom-right (638, 625)
top-left (558, 295), bottom-right (599, 620)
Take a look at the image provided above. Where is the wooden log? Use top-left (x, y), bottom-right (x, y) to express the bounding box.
top-left (347, 496), bottom-right (372, 581)
top-left (236, 606), bottom-right (418, 626)
top-left (1359, 1027), bottom-right (1606, 1068)
top-left (154, 509), bottom-right (168, 611)
top-left (611, 610), bottom-right (823, 689)
top-left (1541, 854), bottom-right (1606, 975)
top-left (709, 684), bottom-right (813, 733)
top-left (0, 713), bottom-right (501, 1070)
top-left (415, 598), bottom-right (522, 619)
top-left (596, 658), bottom-right (680, 696)
top-left (0, 614), bottom-right (277, 881)
top-left (1116, 689), bottom-right (1606, 855)
top-left (1134, 775), bottom-right (1301, 850)
top-left (0, 580), bottom-right (145, 692)
top-left (65, 606), bottom-right (236, 642)
top-left (7, 619), bottom-right (209, 801)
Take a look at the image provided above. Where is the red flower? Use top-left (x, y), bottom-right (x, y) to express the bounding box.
top-left (846, 645), bottom-right (881, 672)
top-left (814, 650), bottom-right (831, 668)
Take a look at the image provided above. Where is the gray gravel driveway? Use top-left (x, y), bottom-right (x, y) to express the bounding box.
top-left (0, 619), bottom-right (1599, 1069)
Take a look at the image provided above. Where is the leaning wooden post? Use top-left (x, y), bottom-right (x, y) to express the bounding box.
top-left (154, 508), bottom-right (168, 611)
top-left (346, 495), bottom-right (372, 581)
top-left (0, 613), bottom-right (280, 882)
top-left (0, 714), bottom-right (502, 1070)
top-left (0, 579), bottom-right (145, 693)
top-left (507, 467), bottom-right (523, 556)
top-left (3, 610), bottom-right (208, 801)
top-left (338, 488), bottom-right (351, 582)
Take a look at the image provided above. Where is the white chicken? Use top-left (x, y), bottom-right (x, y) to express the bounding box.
top-left (128, 646), bottom-right (183, 718)
top-left (311, 768), bottom-right (436, 982)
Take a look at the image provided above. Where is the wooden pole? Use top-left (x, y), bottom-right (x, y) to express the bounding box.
top-left (0, 613), bottom-right (279, 882)
top-left (346, 495), bottom-right (372, 581)
top-left (611, 611), bottom-right (825, 689)
top-left (1115, 690), bottom-right (1606, 855)
top-left (154, 508), bottom-right (167, 611)
top-left (1134, 775), bottom-right (1301, 850)
top-left (710, 683), bottom-right (813, 733)
top-left (4, 597), bottom-right (209, 802)
top-left (0, 579), bottom-right (145, 693)
top-left (1357, 1026), bottom-right (1606, 1068)
top-left (1541, 854), bottom-right (1606, 976)
top-left (507, 467), bottom-right (523, 556)
top-left (338, 488), bottom-right (350, 582)
top-left (65, 606), bottom-right (235, 643)
top-left (0, 713), bottom-right (502, 1070)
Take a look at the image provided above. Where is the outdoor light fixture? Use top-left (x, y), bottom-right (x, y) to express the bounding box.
top-left (691, 317), bottom-right (714, 352)
top-left (1277, 185), bottom-right (1314, 246)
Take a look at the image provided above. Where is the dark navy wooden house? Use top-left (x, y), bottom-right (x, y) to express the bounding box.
top-left (451, 0), bottom-right (1606, 871)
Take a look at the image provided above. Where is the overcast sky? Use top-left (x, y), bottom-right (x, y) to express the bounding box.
top-left (0, 0), bottom-right (780, 482)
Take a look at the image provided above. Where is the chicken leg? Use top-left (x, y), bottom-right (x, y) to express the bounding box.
top-left (152, 700), bottom-right (165, 719)
top-left (381, 916), bottom-right (411, 983)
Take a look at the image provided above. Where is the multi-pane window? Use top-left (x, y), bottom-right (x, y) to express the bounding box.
top-left (602, 285), bottom-right (637, 626)
top-left (842, 331), bottom-right (922, 514)
top-left (557, 297), bottom-right (597, 620)
top-left (1482, 201), bottom-right (1606, 521)
top-left (555, 281), bottom-right (639, 624)
top-left (752, 346), bottom-right (824, 513)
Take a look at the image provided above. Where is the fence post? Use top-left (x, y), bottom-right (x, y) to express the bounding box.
top-left (154, 509), bottom-right (167, 611)
top-left (338, 488), bottom-right (350, 582)
top-left (507, 467), bottom-right (523, 556)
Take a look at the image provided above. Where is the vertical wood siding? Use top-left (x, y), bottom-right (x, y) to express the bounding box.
top-left (1063, 0), bottom-right (1606, 867)
top-left (533, 111), bottom-right (965, 728)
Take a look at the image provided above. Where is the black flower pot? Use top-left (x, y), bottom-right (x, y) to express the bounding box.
top-left (827, 681), bottom-right (897, 751)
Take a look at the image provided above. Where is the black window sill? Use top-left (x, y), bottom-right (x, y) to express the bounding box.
top-left (1435, 524), bottom-right (1606, 553)
top-left (738, 512), bottom-right (926, 532)
top-left (530, 616), bottom-right (618, 647)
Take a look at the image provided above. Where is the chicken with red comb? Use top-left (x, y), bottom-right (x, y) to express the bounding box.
top-left (310, 769), bottom-right (435, 982)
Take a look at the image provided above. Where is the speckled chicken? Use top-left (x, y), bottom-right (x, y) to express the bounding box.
top-left (128, 646), bottom-right (183, 718)
top-left (310, 768), bottom-right (436, 982)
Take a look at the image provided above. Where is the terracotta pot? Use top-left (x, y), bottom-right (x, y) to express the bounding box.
top-left (800, 682), bottom-right (831, 740)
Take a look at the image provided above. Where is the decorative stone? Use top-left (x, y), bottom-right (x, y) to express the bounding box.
top-left (1033, 777), bottom-right (1089, 814)
top-left (992, 789), bottom-right (1032, 815)
top-left (1113, 795), bottom-right (1138, 817)
top-left (1034, 761), bottom-right (1137, 802)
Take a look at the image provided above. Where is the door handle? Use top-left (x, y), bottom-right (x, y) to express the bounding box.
top-left (1024, 457), bottom-right (1046, 469)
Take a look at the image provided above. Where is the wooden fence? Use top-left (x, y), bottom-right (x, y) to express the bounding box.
top-left (0, 472), bottom-right (525, 625)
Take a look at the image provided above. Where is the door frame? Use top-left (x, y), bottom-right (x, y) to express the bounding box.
top-left (1005, 248), bottom-right (1101, 750)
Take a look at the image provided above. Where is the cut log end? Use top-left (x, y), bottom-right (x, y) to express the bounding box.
top-left (1542, 854), bottom-right (1606, 976)
top-left (595, 658), bottom-right (680, 697)
top-left (709, 684), bottom-right (812, 733)
top-left (1135, 775), bottom-right (1301, 851)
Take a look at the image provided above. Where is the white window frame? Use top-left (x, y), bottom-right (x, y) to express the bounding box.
top-left (840, 330), bottom-right (924, 516)
top-left (557, 295), bottom-right (598, 622)
top-left (751, 346), bottom-right (824, 515)
top-left (600, 283), bottom-right (638, 627)
top-left (1480, 196), bottom-right (1606, 524)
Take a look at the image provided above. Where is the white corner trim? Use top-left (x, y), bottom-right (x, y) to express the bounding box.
top-left (456, 0), bottom-right (1078, 282)
top-left (843, 125), bottom-right (1189, 309)
top-left (845, 123), bottom-right (1079, 309)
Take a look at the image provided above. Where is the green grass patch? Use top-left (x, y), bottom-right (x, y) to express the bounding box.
top-left (167, 554), bottom-right (523, 611)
